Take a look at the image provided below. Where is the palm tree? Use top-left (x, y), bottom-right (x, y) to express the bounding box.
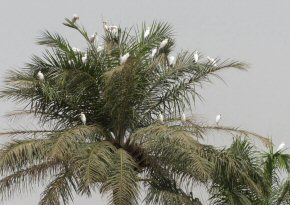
top-left (0, 17), bottom-right (269, 205)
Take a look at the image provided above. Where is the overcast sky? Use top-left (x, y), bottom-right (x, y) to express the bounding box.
top-left (1, 0), bottom-right (290, 204)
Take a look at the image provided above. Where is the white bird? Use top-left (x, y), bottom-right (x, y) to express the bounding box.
top-left (194, 51), bottom-right (199, 62)
top-left (89, 33), bottom-right (97, 43)
top-left (103, 21), bottom-right (118, 36)
top-left (82, 54), bottom-right (87, 63)
top-left (159, 113), bottom-right (164, 123)
top-left (80, 112), bottom-right (86, 125)
top-left (151, 48), bottom-right (157, 58)
top-left (97, 46), bottom-right (104, 52)
top-left (216, 114), bottom-right (221, 125)
top-left (167, 55), bottom-right (175, 66)
top-left (72, 47), bottom-right (81, 53)
top-left (37, 71), bottom-right (44, 81)
top-left (120, 53), bottom-right (130, 65)
top-left (181, 113), bottom-right (186, 122)
top-left (71, 14), bottom-right (79, 23)
top-left (276, 142), bottom-right (286, 152)
top-left (144, 27), bottom-right (150, 38)
top-left (207, 56), bottom-right (217, 67)
top-left (159, 38), bottom-right (168, 49)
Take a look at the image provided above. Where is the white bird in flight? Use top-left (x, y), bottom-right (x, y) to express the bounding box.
top-left (82, 54), bottom-right (87, 63)
top-left (207, 56), bottom-right (217, 67)
top-left (144, 27), bottom-right (150, 38)
top-left (216, 114), bottom-right (221, 125)
top-left (181, 113), bottom-right (186, 122)
top-left (159, 113), bottom-right (164, 123)
top-left (151, 48), bottom-right (157, 58)
top-left (80, 112), bottom-right (86, 125)
top-left (194, 51), bottom-right (199, 63)
top-left (159, 38), bottom-right (168, 49)
top-left (276, 142), bottom-right (286, 152)
top-left (37, 71), bottom-right (44, 81)
top-left (167, 55), bottom-right (175, 67)
top-left (89, 33), bottom-right (97, 43)
top-left (120, 53), bottom-right (130, 65)
top-left (71, 14), bottom-right (79, 23)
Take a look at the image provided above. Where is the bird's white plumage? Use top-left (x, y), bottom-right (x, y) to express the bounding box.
top-left (144, 27), bottom-right (150, 38)
top-left (72, 47), bottom-right (81, 53)
top-left (72, 14), bottom-right (79, 23)
top-left (82, 54), bottom-right (87, 63)
top-left (151, 48), bottom-right (157, 58)
top-left (97, 46), bottom-right (104, 52)
top-left (120, 53), bottom-right (130, 65)
top-left (181, 113), bottom-right (186, 122)
top-left (80, 112), bottom-right (86, 125)
top-left (103, 21), bottom-right (118, 36)
top-left (159, 113), bottom-right (164, 123)
top-left (277, 142), bottom-right (286, 152)
top-left (216, 114), bottom-right (221, 125)
top-left (89, 33), bottom-right (97, 43)
top-left (194, 51), bottom-right (199, 62)
top-left (159, 38), bottom-right (168, 49)
top-left (167, 55), bottom-right (175, 66)
top-left (37, 71), bottom-right (44, 81)
top-left (207, 56), bottom-right (217, 67)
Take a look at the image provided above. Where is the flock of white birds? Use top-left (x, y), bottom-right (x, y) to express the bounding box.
top-left (35, 14), bottom-right (286, 152)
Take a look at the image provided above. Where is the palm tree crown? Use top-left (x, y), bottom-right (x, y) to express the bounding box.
top-left (0, 16), bottom-right (270, 205)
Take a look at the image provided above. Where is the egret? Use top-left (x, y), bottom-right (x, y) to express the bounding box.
top-left (181, 113), bottom-right (186, 122)
top-left (97, 46), bottom-right (104, 52)
top-left (276, 142), bottom-right (286, 152)
top-left (80, 112), bottom-right (86, 125)
top-left (71, 14), bottom-right (79, 23)
top-left (37, 71), bottom-right (44, 81)
top-left (144, 27), bottom-right (150, 38)
top-left (194, 51), bottom-right (199, 62)
top-left (151, 48), bottom-right (157, 58)
top-left (159, 113), bottom-right (164, 123)
top-left (89, 33), bottom-right (97, 43)
top-left (82, 54), bottom-right (87, 63)
top-left (159, 38), bottom-right (168, 49)
top-left (103, 21), bottom-right (118, 36)
top-left (72, 47), bottom-right (81, 53)
top-left (216, 114), bottom-right (221, 125)
top-left (120, 53), bottom-right (130, 65)
top-left (167, 55), bottom-right (175, 66)
top-left (207, 56), bottom-right (217, 67)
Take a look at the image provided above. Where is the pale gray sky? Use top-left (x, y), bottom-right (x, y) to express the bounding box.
top-left (1, 0), bottom-right (290, 204)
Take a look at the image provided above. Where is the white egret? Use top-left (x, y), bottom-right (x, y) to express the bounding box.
top-left (144, 27), bottom-right (150, 38)
top-left (120, 53), bottom-right (130, 65)
top-left (103, 21), bottom-right (118, 36)
top-left (167, 55), bottom-right (175, 66)
top-left (37, 71), bottom-right (44, 81)
top-left (159, 38), bottom-right (168, 49)
top-left (194, 51), bottom-right (199, 62)
top-left (89, 33), bottom-right (97, 43)
top-left (97, 46), bottom-right (104, 52)
top-left (80, 112), bottom-right (86, 125)
top-left (71, 14), bottom-right (79, 23)
top-left (276, 142), bottom-right (286, 152)
top-left (181, 113), bottom-right (186, 122)
top-left (216, 114), bottom-right (221, 125)
top-left (72, 47), bottom-right (81, 53)
top-left (151, 48), bottom-right (157, 58)
top-left (207, 56), bottom-right (217, 67)
top-left (159, 113), bottom-right (164, 123)
top-left (82, 54), bottom-right (87, 63)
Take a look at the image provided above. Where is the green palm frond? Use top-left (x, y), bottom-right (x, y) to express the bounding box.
top-left (101, 149), bottom-right (139, 205)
